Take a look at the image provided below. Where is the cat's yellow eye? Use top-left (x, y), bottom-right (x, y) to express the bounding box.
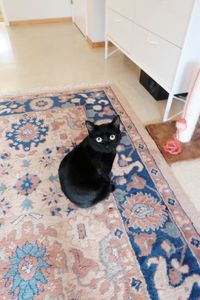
top-left (96, 137), bottom-right (102, 143)
top-left (110, 134), bottom-right (116, 140)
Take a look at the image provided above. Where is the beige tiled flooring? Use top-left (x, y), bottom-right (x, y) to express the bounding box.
top-left (0, 22), bottom-right (199, 213)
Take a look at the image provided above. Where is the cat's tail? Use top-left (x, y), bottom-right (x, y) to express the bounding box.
top-left (91, 183), bottom-right (114, 207)
top-left (75, 183), bottom-right (114, 209)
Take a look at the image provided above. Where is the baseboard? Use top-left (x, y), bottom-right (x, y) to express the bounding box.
top-left (86, 37), bottom-right (114, 48)
top-left (86, 37), bottom-right (104, 48)
top-left (9, 17), bottom-right (72, 26)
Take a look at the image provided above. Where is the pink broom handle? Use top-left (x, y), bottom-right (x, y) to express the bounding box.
top-left (177, 68), bottom-right (200, 143)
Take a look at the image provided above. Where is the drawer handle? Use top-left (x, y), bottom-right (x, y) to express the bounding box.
top-left (147, 38), bottom-right (158, 45)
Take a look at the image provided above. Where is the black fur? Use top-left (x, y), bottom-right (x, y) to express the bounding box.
top-left (58, 115), bottom-right (121, 208)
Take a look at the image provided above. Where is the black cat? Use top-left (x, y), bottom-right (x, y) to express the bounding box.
top-left (58, 115), bottom-right (121, 208)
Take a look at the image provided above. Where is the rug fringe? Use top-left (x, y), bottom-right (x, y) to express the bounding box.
top-left (0, 81), bottom-right (112, 99)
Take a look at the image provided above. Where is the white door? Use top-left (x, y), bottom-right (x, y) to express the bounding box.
top-left (72, 0), bottom-right (87, 36)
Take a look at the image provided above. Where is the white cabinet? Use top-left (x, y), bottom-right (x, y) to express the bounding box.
top-left (105, 0), bottom-right (200, 121)
top-left (107, 0), bottom-right (135, 21)
top-left (107, 10), bottom-right (133, 55)
top-left (134, 0), bottom-right (194, 47)
top-left (72, 0), bottom-right (105, 43)
top-left (131, 24), bottom-right (181, 90)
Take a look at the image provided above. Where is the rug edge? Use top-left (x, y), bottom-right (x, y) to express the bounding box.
top-left (109, 83), bottom-right (200, 234)
top-left (0, 81), bottom-right (112, 99)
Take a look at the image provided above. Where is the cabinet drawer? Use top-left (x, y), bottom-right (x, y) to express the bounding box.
top-left (134, 0), bottom-right (194, 47)
top-left (132, 25), bottom-right (181, 90)
top-left (106, 9), bottom-right (134, 55)
top-left (107, 0), bottom-right (135, 20)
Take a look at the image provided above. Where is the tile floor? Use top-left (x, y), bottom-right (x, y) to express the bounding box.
top-left (0, 22), bottom-right (199, 213)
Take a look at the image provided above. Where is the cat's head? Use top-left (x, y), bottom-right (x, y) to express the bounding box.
top-left (85, 115), bottom-right (121, 153)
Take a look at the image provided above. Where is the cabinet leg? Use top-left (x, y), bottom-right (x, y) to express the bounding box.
top-left (163, 93), bottom-right (174, 122)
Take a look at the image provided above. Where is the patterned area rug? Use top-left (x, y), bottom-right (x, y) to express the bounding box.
top-left (0, 85), bottom-right (200, 299)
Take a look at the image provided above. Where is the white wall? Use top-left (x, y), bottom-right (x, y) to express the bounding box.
top-left (0, 0), bottom-right (8, 24)
top-left (92, 0), bottom-right (105, 42)
top-left (86, 0), bottom-right (93, 39)
top-left (1, 0), bottom-right (72, 22)
top-left (86, 0), bottom-right (105, 42)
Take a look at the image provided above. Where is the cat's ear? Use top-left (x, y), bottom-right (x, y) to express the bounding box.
top-left (112, 115), bottom-right (120, 129)
top-left (85, 120), bottom-right (95, 133)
